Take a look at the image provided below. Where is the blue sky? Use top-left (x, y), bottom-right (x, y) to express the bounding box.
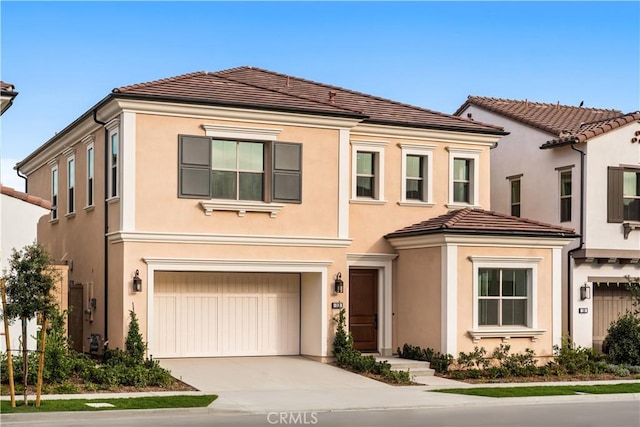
top-left (1, 1), bottom-right (639, 190)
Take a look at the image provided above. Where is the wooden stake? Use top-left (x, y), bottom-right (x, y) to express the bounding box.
top-left (35, 316), bottom-right (48, 407)
top-left (1, 278), bottom-right (16, 407)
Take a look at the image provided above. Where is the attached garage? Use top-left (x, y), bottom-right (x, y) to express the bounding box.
top-left (153, 271), bottom-right (300, 357)
top-left (592, 282), bottom-right (634, 352)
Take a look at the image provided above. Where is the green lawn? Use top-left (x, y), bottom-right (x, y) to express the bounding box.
top-left (0, 394), bottom-right (217, 413)
top-left (432, 383), bottom-right (640, 398)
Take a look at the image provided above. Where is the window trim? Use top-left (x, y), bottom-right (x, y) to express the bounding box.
top-left (351, 139), bottom-right (387, 203)
top-left (106, 119), bottom-right (120, 201)
top-left (399, 143), bottom-right (435, 206)
top-left (84, 136), bottom-right (95, 209)
top-left (622, 169), bottom-right (640, 222)
top-left (50, 162), bottom-right (59, 222)
top-left (559, 169), bottom-right (572, 223)
top-left (469, 256), bottom-right (544, 343)
top-left (447, 147), bottom-right (481, 208)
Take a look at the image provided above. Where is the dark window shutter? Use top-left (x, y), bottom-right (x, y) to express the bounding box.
top-left (272, 142), bottom-right (302, 203)
top-left (178, 135), bottom-right (211, 198)
top-left (607, 166), bottom-right (624, 223)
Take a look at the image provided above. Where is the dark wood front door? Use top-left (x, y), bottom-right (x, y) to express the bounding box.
top-left (68, 284), bottom-right (84, 353)
top-left (349, 269), bottom-right (378, 352)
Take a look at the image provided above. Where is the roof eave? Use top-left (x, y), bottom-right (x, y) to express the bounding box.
top-left (385, 228), bottom-right (579, 240)
top-left (364, 118), bottom-right (508, 136)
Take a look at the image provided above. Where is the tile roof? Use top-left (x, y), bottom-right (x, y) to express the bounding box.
top-left (0, 81), bottom-right (16, 92)
top-left (1, 185), bottom-right (52, 210)
top-left (114, 67), bottom-right (505, 134)
top-left (541, 111), bottom-right (640, 148)
top-left (385, 208), bottom-right (577, 239)
top-left (454, 96), bottom-right (622, 136)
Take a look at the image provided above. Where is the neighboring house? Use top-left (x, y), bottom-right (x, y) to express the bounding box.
top-left (1, 81), bottom-right (18, 115)
top-left (0, 185), bottom-right (51, 352)
top-left (455, 97), bottom-right (640, 350)
top-left (17, 68), bottom-right (573, 360)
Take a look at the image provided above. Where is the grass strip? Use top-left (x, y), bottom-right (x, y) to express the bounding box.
top-left (0, 394), bottom-right (217, 413)
top-left (432, 383), bottom-right (640, 398)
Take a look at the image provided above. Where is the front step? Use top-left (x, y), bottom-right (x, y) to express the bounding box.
top-left (375, 356), bottom-right (435, 376)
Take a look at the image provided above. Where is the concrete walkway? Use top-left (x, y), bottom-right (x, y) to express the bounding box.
top-left (2, 356), bottom-right (639, 415)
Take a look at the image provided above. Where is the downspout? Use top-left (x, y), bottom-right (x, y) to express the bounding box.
top-left (92, 109), bottom-right (109, 345)
top-left (567, 140), bottom-right (585, 338)
top-left (16, 169), bottom-right (27, 192)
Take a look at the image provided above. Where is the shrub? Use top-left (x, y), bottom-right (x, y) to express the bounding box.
top-left (553, 337), bottom-right (602, 374)
top-left (431, 352), bottom-right (454, 374)
top-left (125, 310), bottom-right (146, 365)
top-left (397, 344), bottom-right (435, 362)
top-left (332, 309), bottom-right (352, 357)
top-left (603, 312), bottom-right (640, 366)
top-left (457, 347), bottom-right (489, 370)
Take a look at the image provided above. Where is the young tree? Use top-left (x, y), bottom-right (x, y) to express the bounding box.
top-left (2, 243), bottom-right (57, 405)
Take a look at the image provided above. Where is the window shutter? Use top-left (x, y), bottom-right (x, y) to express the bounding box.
top-left (178, 135), bottom-right (211, 198)
top-left (272, 142), bottom-right (302, 203)
top-left (607, 166), bottom-right (624, 223)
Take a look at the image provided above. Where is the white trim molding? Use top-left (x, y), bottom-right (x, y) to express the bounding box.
top-left (121, 111), bottom-right (136, 232)
top-left (552, 247), bottom-right (563, 350)
top-left (107, 231), bottom-right (353, 248)
top-left (202, 123), bottom-right (282, 141)
top-left (387, 233), bottom-right (575, 251)
top-left (351, 139), bottom-right (388, 202)
top-left (338, 129), bottom-right (350, 239)
top-left (469, 255), bottom-right (544, 343)
top-left (399, 143), bottom-right (435, 205)
top-left (447, 146), bottom-right (482, 207)
top-left (200, 200), bottom-right (284, 218)
top-left (347, 253), bottom-right (395, 356)
top-left (441, 245), bottom-right (458, 355)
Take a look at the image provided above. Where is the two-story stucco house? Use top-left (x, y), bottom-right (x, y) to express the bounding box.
top-left (455, 97), bottom-right (640, 350)
top-left (16, 68), bottom-right (575, 361)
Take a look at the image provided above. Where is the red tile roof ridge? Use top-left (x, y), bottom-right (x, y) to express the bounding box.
top-left (475, 208), bottom-right (576, 233)
top-left (1, 185), bottom-right (52, 210)
top-left (215, 73), bottom-right (365, 116)
top-left (113, 71), bottom-right (209, 93)
top-left (441, 207), bottom-right (474, 228)
top-left (542, 111), bottom-right (640, 148)
top-left (1, 81), bottom-right (16, 91)
top-left (465, 95), bottom-right (621, 114)
top-left (217, 67), bottom-right (504, 131)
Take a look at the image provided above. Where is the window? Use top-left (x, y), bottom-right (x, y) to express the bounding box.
top-left (86, 144), bottom-right (94, 207)
top-left (623, 170), bottom-right (640, 221)
top-left (400, 144), bottom-right (434, 205)
top-left (447, 147), bottom-right (480, 207)
top-left (356, 152), bottom-right (375, 198)
top-left (351, 140), bottom-right (386, 202)
top-left (560, 170), bottom-right (571, 222)
top-left (453, 158), bottom-right (471, 203)
top-left (109, 131), bottom-right (119, 198)
top-left (478, 268), bottom-right (529, 327)
top-left (178, 135), bottom-right (302, 203)
top-left (67, 156), bottom-right (75, 214)
top-left (51, 165), bottom-right (58, 220)
top-left (509, 177), bottom-right (521, 217)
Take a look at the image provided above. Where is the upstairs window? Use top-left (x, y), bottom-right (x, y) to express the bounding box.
top-left (509, 178), bottom-right (522, 217)
top-left (356, 152), bottom-right (376, 198)
top-left (453, 158), bottom-right (471, 203)
top-left (51, 165), bottom-right (58, 220)
top-left (400, 144), bottom-right (434, 205)
top-left (406, 155), bottom-right (425, 201)
top-left (560, 170), bottom-right (572, 222)
top-left (178, 135), bottom-right (302, 203)
top-left (609, 167), bottom-right (640, 222)
top-left (86, 144), bottom-right (94, 207)
top-left (109, 131), bottom-right (119, 198)
top-left (67, 156), bottom-right (75, 214)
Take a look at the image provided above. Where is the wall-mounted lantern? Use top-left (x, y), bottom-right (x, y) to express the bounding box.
top-left (334, 273), bottom-right (344, 294)
top-left (580, 283), bottom-right (591, 300)
top-left (133, 269), bottom-right (142, 293)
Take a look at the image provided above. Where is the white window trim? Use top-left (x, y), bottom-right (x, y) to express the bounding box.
top-left (509, 176), bottom-right (521, 217)
top-left (65, 152), bottom-right (76, 216)
top-left (49, 161), bottom-right (59, 222)
top-left (200, 200), bottom-right (284, 218)
top-left (447, 146), bottom-right (481, 208)
top-left (202, 123), bottom-right (282, 141)
top-left (351, 139), bottom-right (387, 203)
top-left (399, 143), bottom-right (435, 206)
top-left (84, 137), bottom-right (95, 209)
top-left (106, 119), bottom-right (120, 201)
top-left (469, 256), bottom-right (545, 343)
top-left (559, 169), bottom-right (572, 223)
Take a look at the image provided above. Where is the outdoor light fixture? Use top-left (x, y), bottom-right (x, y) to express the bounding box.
top-left (580, 283), bottom-right (591, 300)
top-left (133, 270), bottom-right (142, 293)
top-left (334, 273), bottom-right (344, 294)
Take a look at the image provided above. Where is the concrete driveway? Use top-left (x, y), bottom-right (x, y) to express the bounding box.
top-left (158, 356), bottom-right (479, 413)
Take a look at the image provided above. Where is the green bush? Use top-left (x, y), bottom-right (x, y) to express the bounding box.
top-left (332, 308), bottom-right (353, 357)
top-left (457, 347), bottom-right (489, 370)
top-left (603, 312), bottom-right (640, 366)
top-left (431, 352), bottom-right (454, 373)
top-left (553, 337), bottom-right (602, 374)
top-left (397, 344), bottom-right (435, 362)
top-left (125, 310), bottom-right (146, 365)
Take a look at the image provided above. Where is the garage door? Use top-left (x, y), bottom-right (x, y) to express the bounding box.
top-left (592, 283), bottom-right (634, 352)
top-left (154, 271), bottom-right (300, 357)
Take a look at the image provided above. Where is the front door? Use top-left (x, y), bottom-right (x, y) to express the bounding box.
top-left (349, 269), bottom-right (378, 352)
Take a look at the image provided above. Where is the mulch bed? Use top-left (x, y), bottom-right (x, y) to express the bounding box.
top-left (437, 372), bottom-right (640, 383)
top-left (1, 376), bottom-right (197, 395)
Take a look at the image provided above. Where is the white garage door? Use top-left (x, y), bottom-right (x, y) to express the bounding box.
top-left (153, 271), bottom-right (300, 357)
